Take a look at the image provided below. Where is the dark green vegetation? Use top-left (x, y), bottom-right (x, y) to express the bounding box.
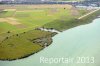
top-left (43, 9), bottom-right (100, 31)
top-left (0, 30), bottom-right (56, 60)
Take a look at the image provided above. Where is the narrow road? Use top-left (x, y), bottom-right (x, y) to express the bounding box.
top-left (78, 9), bottom-right (100, 20)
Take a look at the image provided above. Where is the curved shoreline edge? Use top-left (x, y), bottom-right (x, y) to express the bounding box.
top-left (0, 9), bottom-right (100, 61)
top-left (0, 30), bottom-right (57, 61)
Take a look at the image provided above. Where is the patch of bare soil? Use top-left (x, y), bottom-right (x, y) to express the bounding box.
top-left (6, 17), bottom-right (21, 25)
top-left (15, 24), bottom-right (27, 28)
top-left (47, 8), bottom-right (58, 15)
top-left (0, 17), bottom-right (21, 25)
top-left (70, 7), bottom-right (79, 16)
top-left (0, 18), bottom-right (7, 22)
top-left (0, 17), bottom-right (26, 28)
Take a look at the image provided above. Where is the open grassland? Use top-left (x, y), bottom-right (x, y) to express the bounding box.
top-left (0, 5), bottom-right (88, 34)
top-left (0, 4), bottom-right (90, 60)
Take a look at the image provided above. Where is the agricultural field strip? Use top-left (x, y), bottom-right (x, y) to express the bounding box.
top-left (0, 4), bottom-right (86, 35)
top-left (0, 4), bottom-right (72, 9)
top-left (0, 17), bottom-right (21, 25)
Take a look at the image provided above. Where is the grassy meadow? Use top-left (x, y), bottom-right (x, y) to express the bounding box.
top-left (0, 5), bottom-right (88, 34)
top-left (0, 4), bottom-right (90, 60)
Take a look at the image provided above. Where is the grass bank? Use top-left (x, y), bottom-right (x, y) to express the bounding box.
top-left (43, 9), bottom-right (100, 31)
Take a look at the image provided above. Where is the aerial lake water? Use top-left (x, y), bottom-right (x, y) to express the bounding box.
top-left (0, 18), bottom-right (100, 66)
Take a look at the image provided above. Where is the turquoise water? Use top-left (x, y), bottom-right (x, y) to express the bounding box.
top-left (0, 18), bottom-right (100, 66)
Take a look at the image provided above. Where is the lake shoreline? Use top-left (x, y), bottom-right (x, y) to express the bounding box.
top-left (0, 9), bottom-right (100, 61)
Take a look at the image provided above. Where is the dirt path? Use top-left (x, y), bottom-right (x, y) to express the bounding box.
top-left (78, 9), bottom-right (100, 19)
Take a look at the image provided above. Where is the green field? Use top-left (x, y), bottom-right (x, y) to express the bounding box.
top-left (0, 9), bottom-right (72, 33)
top-left (0, 5), bottom-right (89, 60)
top-left (0, 5), bottom-right (88, 34)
